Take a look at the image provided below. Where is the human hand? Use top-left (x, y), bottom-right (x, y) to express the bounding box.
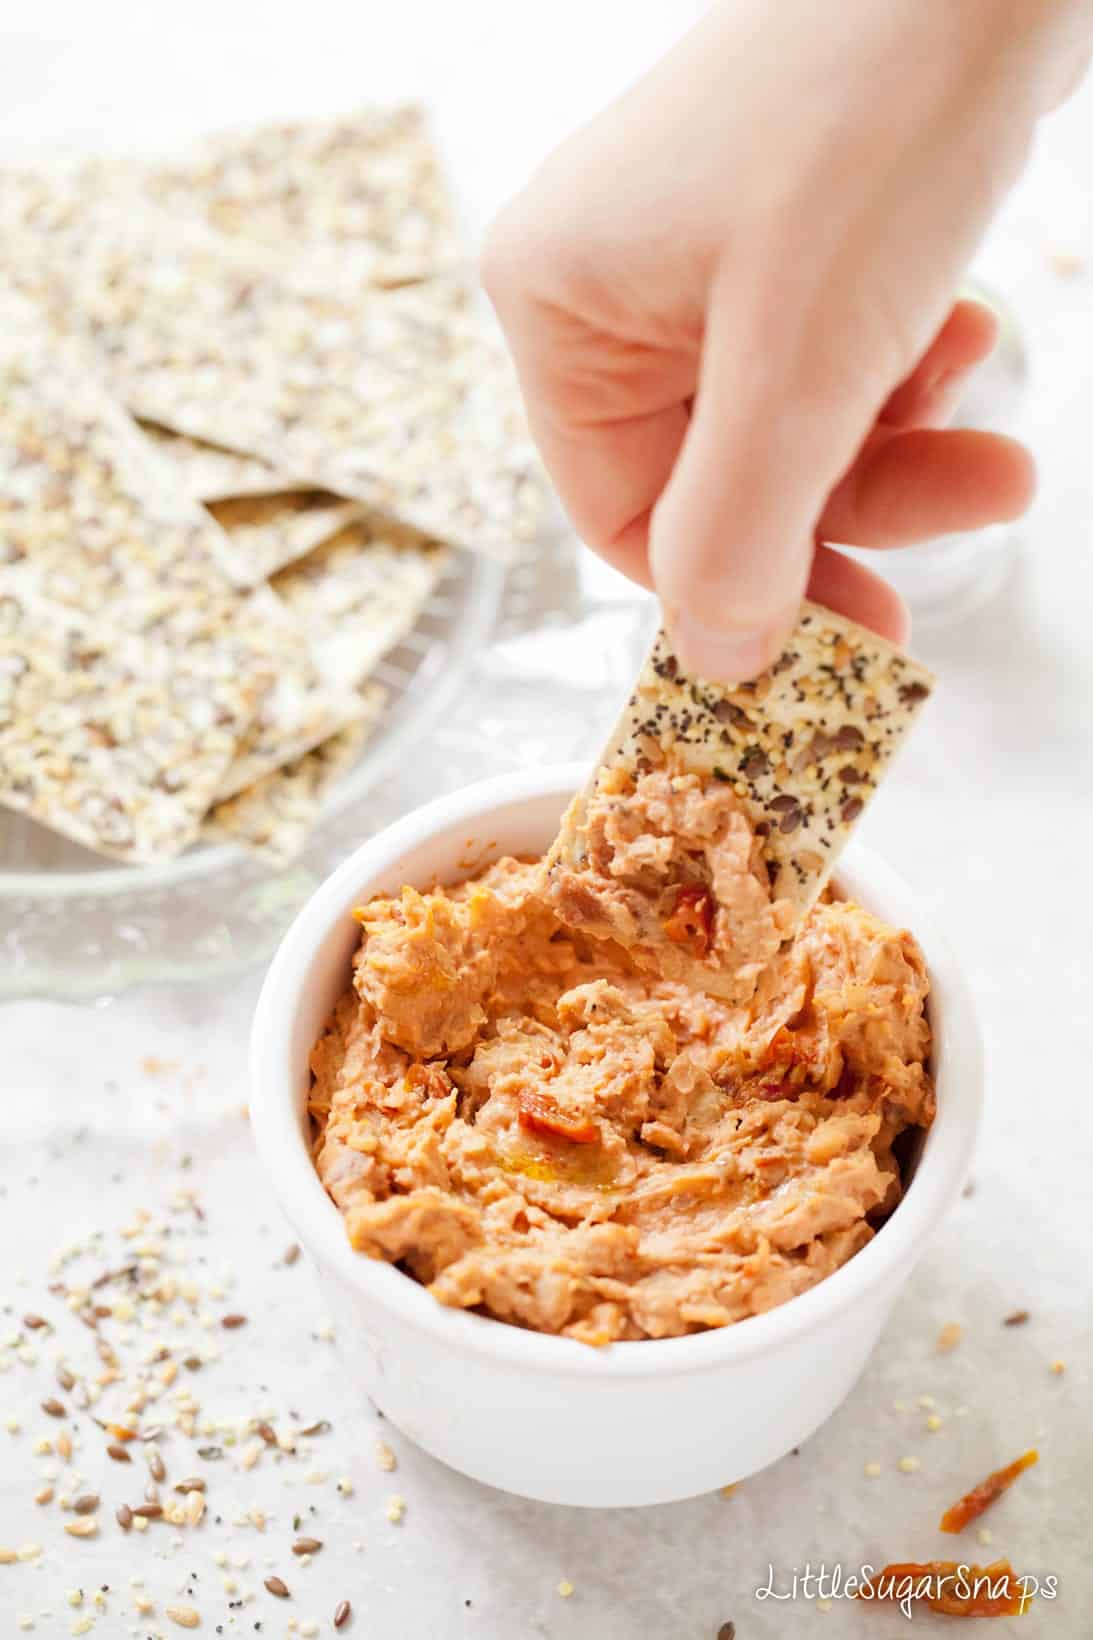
top-left (484, 0), bottom-right (1092, 677)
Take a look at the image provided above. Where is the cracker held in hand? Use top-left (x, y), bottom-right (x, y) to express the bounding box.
top-left (547, 603), bottom-right (934, 998)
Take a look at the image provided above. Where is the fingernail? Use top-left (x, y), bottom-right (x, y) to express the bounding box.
top-left (671, 615), bottom-right (774, 683)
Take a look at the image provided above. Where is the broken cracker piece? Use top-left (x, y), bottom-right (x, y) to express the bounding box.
top-left (204, 690), bottom-right (384, 865)
top-left (139, 422), bottom-right (294, 502)
top-left (547, 603), bottom-right (934, 993)
top-left (0, 577), bottom-right (244, 862)
top-left (205, 492), bottom-right (363, 586)
top-left (209, 587), bottom-right (363, 801)
top-left (272, 517), bottom-right (447, 690)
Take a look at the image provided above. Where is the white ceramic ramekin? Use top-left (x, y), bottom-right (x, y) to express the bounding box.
top-left (250, 763), bottom-right (982, 1508)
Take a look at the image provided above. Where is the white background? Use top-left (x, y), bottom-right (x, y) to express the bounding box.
top-left (2, 3), bottom-right (1092, 1637)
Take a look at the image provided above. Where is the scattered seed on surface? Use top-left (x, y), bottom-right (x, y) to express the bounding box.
top-left (1050, 1359), bottom-right (1066, 1375)
top-left (1004, 1310), bottom-right (1030, 1327)
top-left (897, 1456), bottom-right (920, 1473)
top-left (133, 1502), bottom-right (163, 1519)
top-left (719, 1483), bottom-right (738, 1498)
top-left (926, 1414), bottom-right (944, 1432)
top-left (166, 1606), bottom-right (201, 1629)
top-left (116, 1504), bottom-right (132, 1531)
top-left (264, 1575), bottom-right (290, 1598)
top-left (73, 1495), bottom-right (99, 1515)
top-left (292, 1537), bottom-right (322, 1556)
top-left (0, 1548), bottom-right (18, 1564)
top-left (147, 1446), bottom-right (166, 1482)
top-left (375, 1440), bottom-right (396, 1472)
top-left (557, 1580), bottom-right (574, 1599)
top-left (333, 1600), bottom-right (351, 1629)
top-left (283, 1245), bottom-right (300, 1266)
top-left (106, 1443), bottom-right (131, 1463)
top-left (175, 1478), bottom-right (206, 1494)
top-left (936, 1322), bottom-right (962, 1353)
top-left (385, 1495), bottom-right (404, 1523)
top-left (33, 1486), bottom-right (53, 1505)
top-left (863, 1462), bottom-right (882, 1478)
top-left (977, 1526), bottom-right (994, 1546)
top-left (717, 1625), bottom-right (736, 1640)
top-left (255, 1421), bottom-right (276, 1445)
top-left (56, 1366), bottom-right (76, 1392)
top-left (221, 1314), bottom-right (247, 1330)
top-left (23, 1315), bottom-right (48, 1331)
top-left (56, 1430), bottom-right (72, 1462)
top-left (64, 1517), bottom-right (98, 1538)
top-left (41, 1399), bottom-right (65, 1418)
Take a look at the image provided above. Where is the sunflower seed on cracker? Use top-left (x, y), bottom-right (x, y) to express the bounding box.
top-left (204, 492), bottom-right (363, 586)
top-left (204, 690), bottom-right (384, 865)
top-left (272, 517), bottom-right (447, 689)
top-left (547, 602), bottom-right (934, 980)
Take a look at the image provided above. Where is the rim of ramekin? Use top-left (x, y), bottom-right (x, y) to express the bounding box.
top-left (250, 762), bottom-right (982, 1381)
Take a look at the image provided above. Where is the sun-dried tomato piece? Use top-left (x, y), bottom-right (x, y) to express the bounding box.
top-left (940, 1449), bottom-right (1039, 1534)
top-left (858, 1560), bottom-right (1031, 1618)
top-left (663, 884), bottom-right (715, 956)
top-left (518, 1090), bottom-right (599, 1145)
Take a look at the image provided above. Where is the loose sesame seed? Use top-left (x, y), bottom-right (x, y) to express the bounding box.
top-left (863, 1462), bottom-right (881, 1478)
top-left (385, 1495), bottom-right (405, 1523)
top-left (897, 1457), bottom-right (920, 1474)
top-left (925, 1415), bottom-right (943, 1432)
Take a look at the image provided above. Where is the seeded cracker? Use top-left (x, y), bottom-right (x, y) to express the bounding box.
top-left (273, 518), bottom-right (448, 690)
top-left (550, 601), bottom-right (934, 941)
top-left (0, 185), bottom-right (545, 558)
top-left (204, 689), bottom-right (384, 865)
top-left (204, 492), bottom-right (363, 586)
top-left (209, 586), bottom-right (364, 801)
top-left (0, 575), bottom-right (242, 861)
top-left (136, 104), bottom-right (464, 287)
top-left (139, 422), bottom-right (294, 502)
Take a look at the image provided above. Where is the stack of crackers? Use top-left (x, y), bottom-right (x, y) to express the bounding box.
top-left (0, 108), bottom-right (544, 866)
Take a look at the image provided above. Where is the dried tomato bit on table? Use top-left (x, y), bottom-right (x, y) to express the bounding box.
top-left (858, 1561), bottom-right (1033, 1618)
top-left (663, 884), bottom-right (715, 956)
top-left (518, 1090), bottom-right (600, 1145)
top-left (940, 1449), bottom-right (1039, 1534)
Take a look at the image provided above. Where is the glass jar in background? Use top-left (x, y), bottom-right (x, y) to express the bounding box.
top-left (841, 279), bottom-right (1028, 626)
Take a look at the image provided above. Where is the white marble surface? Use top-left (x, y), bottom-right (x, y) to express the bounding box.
top-left (2, 5), bottom-right (1093, 1637)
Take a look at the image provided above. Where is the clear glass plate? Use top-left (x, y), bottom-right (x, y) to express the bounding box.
top-left (0, 546), bottom-right (504, 1001)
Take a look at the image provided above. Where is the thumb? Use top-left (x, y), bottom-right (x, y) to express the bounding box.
top-left (648, 272), bottom-right (879, 681)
